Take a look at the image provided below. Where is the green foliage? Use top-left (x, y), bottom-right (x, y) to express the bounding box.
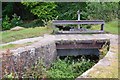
top-left (3, 56), bottom-right (95, 79)
top-left (1, 27), bottom-right (53, 43)
top-left (53, 28), bottom-right (59, 34)
top-left (3, 73), bottom-right (14, 79)
top-left (21, 19), bottom-right (44, 28)
top-left (2, 2), bottom-right (13, 18)
top-left (72, 58), bottom-right (94, 74)
top-left (12, 56), bottom-right (95, 79)
top-left (56, 2), bottom-right (87, 20)
top-left (91, 20), bottom-right (119, 34)
top-left (47, 57), bottom-right (95, 79)
top-left (23, 59), bottom-right (47, 78)
top-left (22, 2), bottom-right (58, 23)
top-left (47, 59), bottom-right (74, 79)
top-left (2, 15), bottom-right (12, 30)
top-left (2, 2), bottom-right (118, 30)
top-left (86, 2), bottom-right (118, 22)
top-left (2, 14), bottom-right (23, 30)
top-left (11, 13), bottom-right (23, 27)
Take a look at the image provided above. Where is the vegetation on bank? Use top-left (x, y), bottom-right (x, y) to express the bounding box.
top-left (91, 20), bottom-right (119, 34)
top-left (1, 20), bottom-right (118, 44)
top-left (4, 56), bottom-right (95, 79)
top-left (1, 26), bottom-right (53, 43)
top-left (2, 2), bottom-right (118, 30)
top-left (46, 57), bottom-right (95, 79)
top-left (0, 42), bottom-right (33, 50)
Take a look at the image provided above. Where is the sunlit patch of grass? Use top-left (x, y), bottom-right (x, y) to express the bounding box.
top-left (0, 42), bottom-right (33, 50)
top-left (88, 58), bottom-right (118, 78)
top-left (1, 26), bottom-right (53, 43)
top-left (91, 20), bottom-right (119, 34)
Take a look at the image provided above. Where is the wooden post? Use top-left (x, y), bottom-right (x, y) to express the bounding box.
top-left (52, 22), bottom-right (55, 34)
top-left (101, 24), bottom-right (104, 31)
top-left (77, 10), bottom-right (81, 29)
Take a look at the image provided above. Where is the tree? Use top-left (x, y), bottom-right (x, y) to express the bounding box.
top-left (56, 2), bottom-right (87, 20)
top-left (22, 2), bottom-right (58, 23)
top-left (86, 2), bottom-right (118, 21)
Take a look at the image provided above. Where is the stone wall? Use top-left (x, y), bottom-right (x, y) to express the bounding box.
top-left (1, 36), bottom-right (57, 78)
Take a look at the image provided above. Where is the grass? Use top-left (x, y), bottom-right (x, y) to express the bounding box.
top-left (1, 20), bottom-right (118, 44)
top-left (91, 20), bottom-right (119, 34)
top-left (88, 53), bottom-right (118, 78)
top-left (0, 42), bottom-right (33, 50)
top-left (1, 26), bottom-right (53, 43)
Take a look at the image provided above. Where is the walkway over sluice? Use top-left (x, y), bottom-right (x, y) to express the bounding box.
top-left (53, 34), bottom-right (110, 56)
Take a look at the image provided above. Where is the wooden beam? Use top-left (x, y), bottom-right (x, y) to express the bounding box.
top-left (53, 20), bottom-right (105, 25)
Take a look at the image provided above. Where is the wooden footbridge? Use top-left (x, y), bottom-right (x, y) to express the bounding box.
top-left (53, 10), bottom-right (105, 34)
top-left (53, 20), bottom-right (104, 34)
top-left (52, 10), bottom-right (109, 56)
top-left (53, 34), bottom-right (110, 56)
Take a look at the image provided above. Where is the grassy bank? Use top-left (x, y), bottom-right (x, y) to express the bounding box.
top-left (91, 20), bottom-right (119, 34)
top-left (1, 26), bottom-right (53, 43)
top-left (1, 20), bottom-right (119, 44)
top-left (0, 42), bottom-right (33, 50)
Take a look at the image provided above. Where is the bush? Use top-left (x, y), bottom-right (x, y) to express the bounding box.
top-left (47, 57), bottom-right (95, 79)
top-left (11, 13), bottom-right (23, 27)
top-left (2, 15), bottom-right (12, 30)
top-left (47, 59), bottom-right (74, 80)
top-left (2, 14), bottom-right (23, 30)
top-left (23, 59), bottom-right (47, 79)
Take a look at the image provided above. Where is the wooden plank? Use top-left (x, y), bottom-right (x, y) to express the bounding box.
top-left (56, 43), bottom-right (104, 49)
top-left (56, 38), bottom-right (110, 49)
top-left (53, 20), bottom-right (104, 25)
top-left (56, 30), bottom-right (104, 34)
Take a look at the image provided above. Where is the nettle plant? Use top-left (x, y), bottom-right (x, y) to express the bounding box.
top-left (47, 56), bottom-right (95, 79)
top-left (23, 59), bottom-right (47, 79)
top-left (2, 14), bottom-right (23, 30)
top-left (11, 13), bottom-right (23, 27)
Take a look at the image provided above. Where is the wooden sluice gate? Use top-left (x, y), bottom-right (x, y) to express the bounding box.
top-left (52, 20), bottom-right (105, 34)
top-left (54, 34), bottom-right (110, 56)
top-left (52, 10), bottom-right (109, 56)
